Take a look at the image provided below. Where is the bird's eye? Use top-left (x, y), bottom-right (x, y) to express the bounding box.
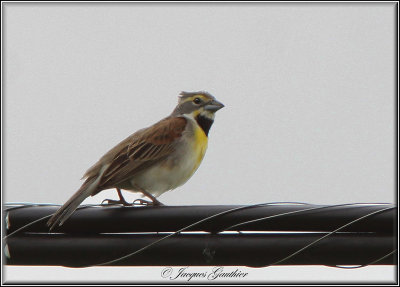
top-left (193, 98), bottom-right (201, 104)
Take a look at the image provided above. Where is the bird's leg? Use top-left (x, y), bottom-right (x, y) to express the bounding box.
top-left (132, 185), bottom-right (164, 206)
top-left (140, 189), bottom-right (164, 206)
top-left (101, 188), bottom-right (133, 206)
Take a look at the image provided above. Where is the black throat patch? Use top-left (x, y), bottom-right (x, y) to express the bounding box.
top-left (195, 114), bottom-right (214, 137)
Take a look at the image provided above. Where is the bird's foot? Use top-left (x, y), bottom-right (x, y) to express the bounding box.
top-left (132, 198), bottom-right (165, 206)
top-left (132, 199), bottom-right (152, 206)
top-left (101, 198), bottom-right (133, 206)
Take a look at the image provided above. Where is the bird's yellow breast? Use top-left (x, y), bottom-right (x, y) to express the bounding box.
top-left (192, 122), bottom-right (208, 172)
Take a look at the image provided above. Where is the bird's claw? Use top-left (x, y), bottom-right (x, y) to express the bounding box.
top-left (101, 198), bottom-right (164, 207)
top-left (132, 199), bottom-right (154, 206)
top-left (101, 198), bottom-right (132, 206)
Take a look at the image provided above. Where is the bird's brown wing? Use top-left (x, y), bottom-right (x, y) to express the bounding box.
top-left (84, 116), bottom-right (187, 192)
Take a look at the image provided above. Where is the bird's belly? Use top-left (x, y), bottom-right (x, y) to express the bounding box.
top-left (130, 129), bottom-right (208, 196)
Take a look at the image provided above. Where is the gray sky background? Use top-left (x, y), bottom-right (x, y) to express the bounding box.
top-left (3, 3), bottom-right (396, 283)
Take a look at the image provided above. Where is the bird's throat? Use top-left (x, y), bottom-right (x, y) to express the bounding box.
top-left (195, 114), bottom-right (214, 137)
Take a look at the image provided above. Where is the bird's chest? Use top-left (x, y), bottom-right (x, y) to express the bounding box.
top-left (183, 123), bottom-right (209, 175)
top-left (133, 123), bottom-right (208, 194)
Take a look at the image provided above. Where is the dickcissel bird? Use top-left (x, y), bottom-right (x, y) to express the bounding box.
top-left (47, 91), bottom-right (224, 230)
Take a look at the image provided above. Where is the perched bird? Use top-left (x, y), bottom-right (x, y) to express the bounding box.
top-left (47, 91), bottom-right (224, 230)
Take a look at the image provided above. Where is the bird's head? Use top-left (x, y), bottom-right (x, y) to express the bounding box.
top-left (172, 91), bottom-right (224, 120)
top-left (171, 91), bottom-right (224, 136)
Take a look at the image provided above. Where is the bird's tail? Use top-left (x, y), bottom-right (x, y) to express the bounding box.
top-left (47, 176), bottom-right (100, 231)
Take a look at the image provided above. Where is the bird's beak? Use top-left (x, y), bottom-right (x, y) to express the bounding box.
top-left (204, 99), bottom-right (225, 112)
